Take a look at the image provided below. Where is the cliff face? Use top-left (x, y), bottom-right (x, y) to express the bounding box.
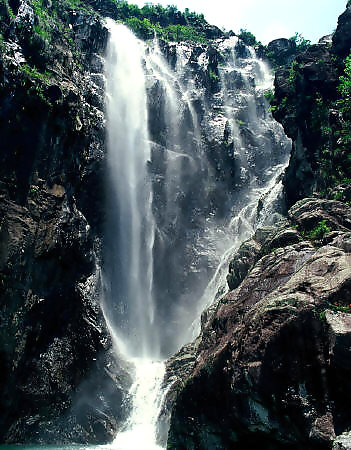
top-left (0, 0), bottom-right (131, 443)
top-left (271, 6), bottom-right (351, 207)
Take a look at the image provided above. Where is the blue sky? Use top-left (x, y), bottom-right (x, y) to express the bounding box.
top-left (132, 0), bottom-right (348, 44)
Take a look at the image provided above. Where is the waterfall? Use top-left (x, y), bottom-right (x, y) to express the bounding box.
top-left (104, 20), bottom-right (157, 359)
top-left (103, 19), bottom-right (291, 449)
top-left (103, 20), bottom-right (164, 449)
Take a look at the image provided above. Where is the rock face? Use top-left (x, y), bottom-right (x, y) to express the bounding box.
top-left (166, 199), bottom-right (351, 449)
top-left (332, 6), bottom-right (351, 58)
top-left (271, 6), bottom-right (351, 207)
top-left (0, 0), bottom-right (131, 444)
top-left (266, 38), bottom-right (297, 66)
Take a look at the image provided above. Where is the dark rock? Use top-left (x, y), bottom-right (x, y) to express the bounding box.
top-left (0, 2), bottom-right (131, 443)
top-left (45, 85), bottom-right (63, 104)
top-left (326, 311), bottom-right (351, 370)
top-left (273, 42), bottom-right (339, 205)
top-left (332, 7), bottom-right (351, 57)
top-left (227, 238), bottom-right (261, 290)
top-left (267, 38), bottom-right (297, 66)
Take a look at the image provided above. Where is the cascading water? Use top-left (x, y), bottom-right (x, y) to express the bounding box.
top-left (104, 19), bottom-right (159, 358)
top-left (103, 19), bottom-right (291, 449)
top-left (104, 19), bottom-right (164, 449)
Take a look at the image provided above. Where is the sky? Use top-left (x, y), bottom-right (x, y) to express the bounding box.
top-left (131, 0), bottom-right (348, 44)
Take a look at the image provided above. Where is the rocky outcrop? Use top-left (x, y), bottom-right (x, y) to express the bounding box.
top-left (266, 38), bottom-right (297, 67)
top-left (273, 43), bottom-right (339, 205)
top-left (166, 199), bottom-right (351, 449)
top-left (332, 6), bottom-right (351, 57)
top-left (271, 6), bottom-right (351, 207)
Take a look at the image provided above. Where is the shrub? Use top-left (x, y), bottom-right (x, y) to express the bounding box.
top-left (308, 220), bottom-right (331, 240)
top-left (238, 29), bottom-right (257, 46)
top-left (264, 89), bottom-right (274, 103)
top-left (289, 32), bottom-right (311, 51)
top-left (338, 52), bottom-right (351, 115)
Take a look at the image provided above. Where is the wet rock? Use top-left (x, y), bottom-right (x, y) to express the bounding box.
top-left (227, 238), bottom-right (261, 290)
top-left (166, 199), bottom-right (351, 449)
top-left (0, 2), bottom-right (131, 444)
top-left (309, 413), bottom-right (336, 445)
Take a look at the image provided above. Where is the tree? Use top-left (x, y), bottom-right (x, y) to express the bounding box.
top-left (289, 32), bottom-right (310, 51)
top-left (238, 29), bottom-right (257, 46)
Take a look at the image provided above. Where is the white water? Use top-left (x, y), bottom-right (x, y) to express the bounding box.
top-left (113, 360), bottom-right (165, 450)
top-left (105, 20), bottom-right (157, 358)
top-left (103, 21), bottom-right (290, 449)
top-left (104, 20), bottom-right (164, 449)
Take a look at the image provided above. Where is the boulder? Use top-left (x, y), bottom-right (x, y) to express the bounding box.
top-left (266, 38), bottom-right (297, 66)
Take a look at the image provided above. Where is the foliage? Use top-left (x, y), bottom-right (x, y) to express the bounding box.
top-left (19, 63), bottom-right (53, 105)
top-left (238, 29), bottom-right (257, 47)
top-left (308, 220), bottom-right (331, 240)
top-left (0, 0), bottom-right (15, 19)
top-left (20, 63), bottom-right (52, 83)
top-left (111, 1), bottom-right (208, 42)
top-left (327, 301), bottom-right (351, 313)
top-left (288, 60), bottom-right (299, 86)
top-left (124, 15), bottom-right (207, 42)
top-left (264, 89), bottom-right (274, 103)
top-left (164, 24), bottom-right (207, 43)
top-left (289, 32), bottom-right (311, 52)
top-left (338, 52), bottom-right (351, 115)
top-left (112, 1), bottom-right (206, 29)
top-left (208, 67), bottom-right (219, 82)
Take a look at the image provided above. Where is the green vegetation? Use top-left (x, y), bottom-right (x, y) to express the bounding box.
top-left (289, 32), bottom-right (311, 52)
top-left (264, 89), bottom-right (274, 103)
top-left (18, 63), bottom-right (53, 105)
top-left (208, 67), bottom-right (219, 82)
top-left (112, 2), bottom-right (205, 26)
top-left (338, 52), bottom-right (351, 114)
top-left (19, 63), bottom-right (52, 83)
top-left (288, 60), bottom-right (299, 86)
top-left (308, 220), bottom-right (331, 240)
top-left (124, 16), bottom-right (207, 42)
top-left (238, 29), bottom-right (257, 47)
top-left (111, 1), bottom-right (208, 42)
top-left (319, 300), bottom-right (351, 319)
top-left (329, 301), bottom-right (351, 313)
